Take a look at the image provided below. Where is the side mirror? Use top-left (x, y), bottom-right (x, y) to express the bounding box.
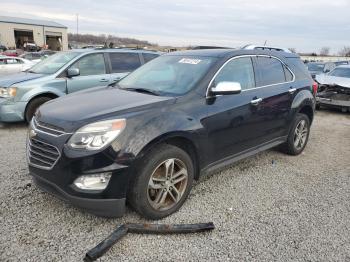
top-left (67, 68), bottom-right (80, 78)
top-left (210, 81), bottom-right (242, 95)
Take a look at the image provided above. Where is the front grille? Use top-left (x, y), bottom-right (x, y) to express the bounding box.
top-left (27, 138), bottom-right (60, 170)
top-left (32, 117), bottom-right (66, 137)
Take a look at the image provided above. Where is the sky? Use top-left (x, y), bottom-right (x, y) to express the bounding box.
top-left (1, 0), bottom-right (349, 53)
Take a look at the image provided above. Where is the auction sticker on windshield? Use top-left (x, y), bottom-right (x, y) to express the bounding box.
top-left (178, 58), bottom-right (201, 64)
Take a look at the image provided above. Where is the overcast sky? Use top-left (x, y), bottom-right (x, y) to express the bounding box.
top-left (1, 0), bottom-right (349, 53)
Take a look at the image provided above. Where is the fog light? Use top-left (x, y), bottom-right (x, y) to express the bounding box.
top-left (73, 173), bottom-right (112, 190)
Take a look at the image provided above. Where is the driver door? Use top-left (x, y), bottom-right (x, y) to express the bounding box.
top-left (66, 53), bottom-right (111, 93)
top-left (203, 57), bottom-right (266, 163)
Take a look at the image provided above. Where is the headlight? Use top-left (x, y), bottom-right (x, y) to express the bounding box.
top-left (0, 87), bottom-right (17, 98)
top-left (68, 119), bottom-right (126, 150)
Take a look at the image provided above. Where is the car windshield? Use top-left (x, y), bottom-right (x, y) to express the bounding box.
top-left (328, 67), bottom-right (350, 78)
top-left (28, 52), bottom-right (80, 74)
top-left (307, 63), bottom-right (324, 72)
top-left (118, 55), bottom-right (217, 96)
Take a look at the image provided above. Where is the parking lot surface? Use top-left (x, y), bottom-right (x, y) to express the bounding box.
top-left (0, 110), bottom-right (349, 261)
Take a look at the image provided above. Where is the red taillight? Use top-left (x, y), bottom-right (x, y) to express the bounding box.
top-left (312, 82), bottom-right (318, 95)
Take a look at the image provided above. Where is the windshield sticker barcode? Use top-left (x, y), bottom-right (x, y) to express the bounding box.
top-left (178, 58), bottom-right (202, 65)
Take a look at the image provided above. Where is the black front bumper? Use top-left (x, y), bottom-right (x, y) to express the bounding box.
top-left (31, 173), bottom-right (126, 217)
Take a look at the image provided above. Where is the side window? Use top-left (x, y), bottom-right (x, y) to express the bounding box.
top-left (257, 57), bottom-right (286, 86)
top-left (213, 57), bottom-right (255, 90)
top-left (109, 53), bottom-right (141, 73)
top-left (6, 58), bottom-right (21, 64)
top-left (284, 66), bottom-right (293, 81)
top-left (70, 54), bottom-right (106, 76)
top-left (143, 53), bottom-right (159, 63)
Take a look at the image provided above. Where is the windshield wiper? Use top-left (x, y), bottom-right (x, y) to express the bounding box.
top-left (121, 87), bottom-right (161, 96)
top-left (27, 70), bottom-right (36, 74)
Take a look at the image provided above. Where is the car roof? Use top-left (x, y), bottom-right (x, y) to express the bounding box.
top-left (165, 48), bottom-right (299, 59)
top-left (69, 48), bottom-right (160, 54)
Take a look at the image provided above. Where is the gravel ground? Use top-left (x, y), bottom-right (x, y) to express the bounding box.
top-left (0, 110), bottom-right (350, 262)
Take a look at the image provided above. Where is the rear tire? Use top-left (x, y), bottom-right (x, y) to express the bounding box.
top-left (281, 113), bottom-right (310, 155)
top-left (128, 144), bottom-right (194, 219)
top-left (25, 97), bottom-right (52, 123)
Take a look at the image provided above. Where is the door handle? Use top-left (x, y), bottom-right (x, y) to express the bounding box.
top-left (100, 78), bottom-right (109, 82)
top-left (113, 77), bottom-right (121, 82)
top-left (250, 98), bottom-right (262, 105)
top-left (288, 88), bottom-right (297, 94)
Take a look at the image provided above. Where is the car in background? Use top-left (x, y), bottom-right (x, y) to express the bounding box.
top-left (27, 46), bottom-right (316, 218)
top-left (20, 51), bottom-right (56, 63)
top-left (0, 44), bottom-right (7, 52)
top-left (315, 65), bottom-right (350, 112)
top-left (2, 49), bottom-right (21, 57)
top-left (334, 61), bottom-right (350, 66)
top-left (0, 49), bottom-right (160, 122)
top-left (0, 56), bottom-right (35, 76)
top-left (307, 62), bottom-right (336, 79)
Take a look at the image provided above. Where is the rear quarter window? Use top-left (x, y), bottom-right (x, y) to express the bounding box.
top-left (286, 58), bottom-right (310, 80)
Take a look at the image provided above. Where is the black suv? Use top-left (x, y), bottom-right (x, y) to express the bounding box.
top-left (27, 46), bottom-right (316, 219)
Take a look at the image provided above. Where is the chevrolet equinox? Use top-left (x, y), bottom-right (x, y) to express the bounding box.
top-left (27, 46), bottom-right (316, 219)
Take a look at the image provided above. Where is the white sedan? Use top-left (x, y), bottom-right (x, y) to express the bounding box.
top-left (0, 56), bottom-right (35, 76)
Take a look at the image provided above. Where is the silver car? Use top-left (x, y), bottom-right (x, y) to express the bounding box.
top-left (0, 49), bottom-right (160, 122)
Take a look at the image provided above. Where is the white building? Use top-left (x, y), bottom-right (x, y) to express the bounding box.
top-left (0, 16), bottom-right (68, 51)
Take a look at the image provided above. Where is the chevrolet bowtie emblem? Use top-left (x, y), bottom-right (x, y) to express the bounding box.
top-left (29, 129), bottom-right (37, 139)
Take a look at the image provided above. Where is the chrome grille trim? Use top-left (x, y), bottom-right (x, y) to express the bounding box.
top-left (32, 117), bottom-right (71, 137)
top-left (27, 138), bottom-right (61, 170)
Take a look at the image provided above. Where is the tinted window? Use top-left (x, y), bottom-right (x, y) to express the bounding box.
top-left (307, 63), bottom-right (324, 72)
top-left (257, 57), bottom-right (286, 86)
top-left (213, 57), bottom-right (255, 90)
top-left (329, 67), bottom-right (350, 78)
top-left (71, 54), bottom-right (106, 76)
top-left (109, 53), bottom-right (141, 73)
top-left (284, 66), bottom-right (293, 81)
top-left (143, 53), bottom-right (159, 63)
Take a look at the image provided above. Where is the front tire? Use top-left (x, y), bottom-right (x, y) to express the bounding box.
top-left (128, 144), bottom-right (194, 219)
top-left (281, 113), bottom-right (310, 155)
top-left (25, 97), bottom-right (52, 123)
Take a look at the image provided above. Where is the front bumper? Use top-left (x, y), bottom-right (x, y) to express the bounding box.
top-left (0, 98), bottom-right (26, 122)
top-left (32, 174), bottom-right (126, 217)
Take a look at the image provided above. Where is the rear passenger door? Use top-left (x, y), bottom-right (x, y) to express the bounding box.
top-left (253, 56), bottom-right (295, 142)
top-left (108, 52), bottom-right (142, 83)
top-left (66, 53), bottom-right (110, 93)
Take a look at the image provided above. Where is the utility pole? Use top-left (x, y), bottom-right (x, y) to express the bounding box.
top-left (76, 13), bottom-right (79, 35)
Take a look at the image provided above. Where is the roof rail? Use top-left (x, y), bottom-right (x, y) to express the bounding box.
top-left (242, 45), bottom-right (292, 53)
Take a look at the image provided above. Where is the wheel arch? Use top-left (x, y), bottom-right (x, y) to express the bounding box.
top-left (135, 132), bottom-right (201, 180)
top-left (298, 104), bottom-right (314, 123)
top-left (24, 92), bottom-right (59, 119)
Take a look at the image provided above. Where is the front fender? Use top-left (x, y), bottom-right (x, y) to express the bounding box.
top-left (16, 79), bottom-right (67, 102)
top-left (119, 110), bottom-right (205, 163)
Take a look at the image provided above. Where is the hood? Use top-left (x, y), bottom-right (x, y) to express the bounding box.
top-left (315, 74), bottom-right (350, 88)
top-left (37, 86), bottom-right (174, 131)
top-left (0, 72), bottom-right (44, 87)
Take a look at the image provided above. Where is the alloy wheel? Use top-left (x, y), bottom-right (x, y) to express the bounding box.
top-left (293, 119), bottom-right (308, 150)
top-left (147, 158), bottom-right (188, 211)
